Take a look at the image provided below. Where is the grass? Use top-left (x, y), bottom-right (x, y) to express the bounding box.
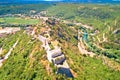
top-left (0, 18), bottom-right (4, 22)
top-left (0, 17), bottom-right (39, 25)
top-left (0, 31), bottom-right (53, 80)
top-left (63, 46), bottom-right (120, 80)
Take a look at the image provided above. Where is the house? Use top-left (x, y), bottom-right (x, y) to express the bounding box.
top-left (52, 54), bottom-right (65, 65)
top-left (47, 47), bottom-right (65, 64)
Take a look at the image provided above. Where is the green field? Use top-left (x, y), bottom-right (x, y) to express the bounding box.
top-left (0, 18), bottom-right (4, 22)
top-left (0, 17), bottom-right (39, 25)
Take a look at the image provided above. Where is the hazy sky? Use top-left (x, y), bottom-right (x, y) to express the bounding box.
top-left (44, 0), bottom-right (62, 1)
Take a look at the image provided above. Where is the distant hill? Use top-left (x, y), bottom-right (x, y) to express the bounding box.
top-left (0, 0), bottom-right (120, 4)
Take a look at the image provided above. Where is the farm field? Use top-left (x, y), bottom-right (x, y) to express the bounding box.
top-left (0, 17), bottom-right (39, 25)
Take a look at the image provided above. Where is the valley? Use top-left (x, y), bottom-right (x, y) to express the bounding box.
top-left (0, 2), bottom-right (120, 80)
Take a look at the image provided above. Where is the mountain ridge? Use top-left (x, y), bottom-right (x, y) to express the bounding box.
top-left (0, 0), bottom-right (120, 4)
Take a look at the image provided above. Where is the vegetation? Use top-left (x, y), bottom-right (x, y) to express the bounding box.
top-left (0, 3), bottom-right (52, 15)
top-left (0, 31), bottom-right (53, 80)
top-left (0, 17), bottom-right (39, 25)
top-left (48, 21), bottom-right (120, 79)
top-left (0, 3), bottom-right (120, 80)
top-left (47, 3), bottom-right (120, 61)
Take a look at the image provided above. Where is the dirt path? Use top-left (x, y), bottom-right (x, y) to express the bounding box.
top-left (102, 55), bottom-right (120, 71)
top-left (63, 20), bottom-right (93, 30)
top-left (78, 37), bottom-right (96, 57)
top-left (0, 48), bottom-right (2, 55)
top-left (0, 40), bottom-right (18, 67)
